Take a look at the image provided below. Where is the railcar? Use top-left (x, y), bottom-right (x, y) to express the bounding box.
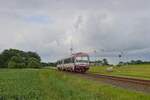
top-left (57, 52), bottom-right (90, 73)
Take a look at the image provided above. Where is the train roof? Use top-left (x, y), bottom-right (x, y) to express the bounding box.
top-left (57, 52), bottom-right (89, 61)
top-left (72, 52), bottom-right (89, 57)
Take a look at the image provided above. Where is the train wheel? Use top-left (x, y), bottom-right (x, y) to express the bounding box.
top-left (70, 68), bottom-right (73, 72)
top-left (78, 69), bottom-right (81, 73)
top-left (58, 68), bottom-right (61, 71)
top-left (82, 69), bottom-right (86, 73)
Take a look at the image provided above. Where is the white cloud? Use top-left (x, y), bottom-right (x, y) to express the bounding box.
top-left (0, 0), bottom-right (150, 63)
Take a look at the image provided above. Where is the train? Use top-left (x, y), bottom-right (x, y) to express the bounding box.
top-left (57, 52), bottom-right (90, 73)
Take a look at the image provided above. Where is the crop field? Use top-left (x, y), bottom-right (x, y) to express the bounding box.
top-left (0, 69), bottom-right (150, 100)
top-left (89, 64), bottom-right (150, 80)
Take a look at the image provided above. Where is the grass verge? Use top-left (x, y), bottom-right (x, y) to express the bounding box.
top-left (89, 64), bottom-right (150, 80)
top-left (0, 69), bottom-right (149, 100)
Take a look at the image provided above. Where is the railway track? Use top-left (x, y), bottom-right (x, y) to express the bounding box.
top-left (56, 68), bottom-right (150, 92)
top-left (84, 73), bottom-right (150, 86)
top-left (62, 70), bottom-right (150, 86)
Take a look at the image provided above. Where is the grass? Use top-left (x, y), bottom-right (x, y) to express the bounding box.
top-left (0, 69), bottom-right (149, 100)
top-left (0, 69), bottom-right (42, 99)
top-left (89, 64), bottom-right (150, 80)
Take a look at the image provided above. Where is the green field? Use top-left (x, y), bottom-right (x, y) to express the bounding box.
top-left (89, 64), bottom-right (150, 80)
top-left (0, 69), bottom-right (150, 100)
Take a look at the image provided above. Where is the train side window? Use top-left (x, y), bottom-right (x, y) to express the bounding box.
top-left (64, 59), bottom-right (67, 64)
top-left (71, 57), bottom-right (75, 63)
top-left (64, 59), bottom-right (65, 64)
top-left (64, 58), bottom-right (71, 64)
top-left (62, 60), bottom-right (64, 64)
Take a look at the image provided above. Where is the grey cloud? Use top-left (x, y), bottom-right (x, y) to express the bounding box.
top-left (0, 0), bottom-right (150, 63)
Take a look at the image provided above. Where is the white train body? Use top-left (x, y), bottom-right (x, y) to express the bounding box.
top-left (57, 52), bottom-right (90, 73)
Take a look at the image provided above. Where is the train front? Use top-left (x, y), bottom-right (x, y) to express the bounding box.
top-left (73, 52), bottom-right (90, 73)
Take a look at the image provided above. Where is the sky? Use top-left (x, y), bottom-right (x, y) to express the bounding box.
top-left (0, 0), bottom-right (150, 64)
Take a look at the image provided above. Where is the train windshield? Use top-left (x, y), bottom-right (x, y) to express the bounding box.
top-left (76, 56), bottom-right (89, 63)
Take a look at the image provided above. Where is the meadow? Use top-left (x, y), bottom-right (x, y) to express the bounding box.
top-left (89, 64), bottom-right (150, 80)
top-left (0, 69), bottom-right (150, 100)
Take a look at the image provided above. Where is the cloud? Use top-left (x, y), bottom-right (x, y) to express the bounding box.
top-left (0, 0), bottom-right (150, 63)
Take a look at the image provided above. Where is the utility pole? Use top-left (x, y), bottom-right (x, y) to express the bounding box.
top-left (70, 40), bottom-right (73, 55)
top-left (118, 51), bottom-right (124, 65)
top-left (94, 50), bottom-right (97, 66)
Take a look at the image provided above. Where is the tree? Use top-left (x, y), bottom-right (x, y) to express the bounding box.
top-left (102, 58), bottom-right (109, 65)
top-left (117, 61), bottom-right (125, 66)
top-left (27, 57), bottom-right (41, 68)
top-left (0, 49), bottom-right (25, 67)
top-left (27, 52), bottom-right (41, 62)
top-left (136, 60), bottom-right (143, 64)
top-left (8, 55), bottom-right (26, 68)
top-left (41, 62), bottom-right (57, 67)
top-left (8, 61), bottom-right (16, 68)
top-left (0, 48), bottom-right (41, 68)
top-left (0, 54), bottom-right (5, 68)
top-left (95, 60), bottom-right (103, 66)
top-left (0, 49), bottom-right (15, 67)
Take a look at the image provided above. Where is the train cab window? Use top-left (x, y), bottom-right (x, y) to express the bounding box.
top-left (76, 56), bottom-right (89, 63)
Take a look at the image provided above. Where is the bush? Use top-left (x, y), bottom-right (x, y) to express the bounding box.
top-left (8, 55), bottom-right (26, 68)
top-left (0, 48), bottom-right (42, 68)
top-left (27, 57), bottom-right (41, 68)
top-left (8, 61), bottom-right (16, 68)
top-left (8, 61), bottom-right (26, 68)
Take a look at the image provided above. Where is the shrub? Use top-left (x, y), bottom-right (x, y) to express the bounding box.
top-left (8, 55), bottom-right (26, 68)
top-left (8, 61), bottom-right (16, 68)
top-left (27, 57), bottom-right (41, 68)
top-left (0, 48), bottom-right (41, 68)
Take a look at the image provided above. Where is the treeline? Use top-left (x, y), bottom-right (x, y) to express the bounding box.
top-left (92, 59), bottom-right (150, 66)
top-left (118, 60), bottom-right (150, 66)
top-left (0, 49), bottom-right (41, 68)
top-left (41, 62), bottom-right (57, 67)
top-left (90, 58), bottom-right (110, 66)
